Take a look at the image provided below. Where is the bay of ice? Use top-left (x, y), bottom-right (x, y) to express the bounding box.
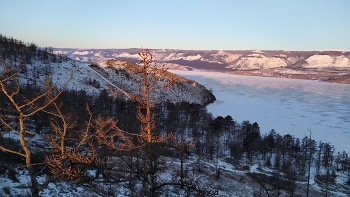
top-left (170, 70), bottom-right (350, 153)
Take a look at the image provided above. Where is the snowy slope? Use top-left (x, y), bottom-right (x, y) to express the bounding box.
top-left (305, 54), bottom-right (350, 68)
top-left (12, 55), bottom-right (214, 106)
top-left (90, 59), bottom-right (215, 105)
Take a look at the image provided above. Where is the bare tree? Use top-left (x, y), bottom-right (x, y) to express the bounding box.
top-left (44, 103), bottom-right (133, 183)
top-left (0, 55), bottom-right (72, 196)
top-left (127, 49), bottom-right (174, 196)
top-left (40, 49), bottom-right (174, 196)
top-left (107, 49), bottom-right (217, 196)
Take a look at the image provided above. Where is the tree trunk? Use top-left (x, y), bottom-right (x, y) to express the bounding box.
top-left (19, 113), bottom-right (39, 196)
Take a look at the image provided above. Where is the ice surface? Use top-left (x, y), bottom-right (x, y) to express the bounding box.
top-left (170, 70), bottom-right (350, 153)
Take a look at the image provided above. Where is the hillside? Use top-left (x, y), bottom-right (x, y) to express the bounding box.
top-left (49, 59), bottom-right (215, 106)
top-left (89, 59), bottom-right (215, 105)
top-left (56, 48), bottom-right (350, 84)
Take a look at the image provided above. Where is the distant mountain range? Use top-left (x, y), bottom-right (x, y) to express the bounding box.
top-left (54, 48), bottom-right (350, 69)
top-left (55, 48), bottom-right (350, 83)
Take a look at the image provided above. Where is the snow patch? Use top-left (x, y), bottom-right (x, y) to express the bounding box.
top-left (306, 55), bottom-right (335, 68)
top-left (54, 50), bottom-right (68, 55)
top-left (183, 54), bottom-right (201, 61)
top-left (113, 52), bottom-right (139, 59)
top-left (233, 54), bottom-right (287, 69)
top-left (72, 51), bottom-right (89, 55)
top-left (305, 54), bottom-right (350, 68)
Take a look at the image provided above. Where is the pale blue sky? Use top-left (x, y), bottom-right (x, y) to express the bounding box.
top-left (1, 0), bottom-right (349, 50)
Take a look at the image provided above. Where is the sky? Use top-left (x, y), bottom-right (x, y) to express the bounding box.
top-left (1, 0), bottom-right (350, 51)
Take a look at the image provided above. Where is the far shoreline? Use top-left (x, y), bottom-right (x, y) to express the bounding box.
top-left (169, 68), bottom-right (350, 85)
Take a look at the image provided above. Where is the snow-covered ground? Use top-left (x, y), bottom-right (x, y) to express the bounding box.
top-left (15, 58), bottom-right (213, 105)
top-left (170, 70), bottom-right (350, 153)
top-left (1, 67), bottom-right (349, 196)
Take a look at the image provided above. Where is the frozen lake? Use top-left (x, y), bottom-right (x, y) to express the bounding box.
top-left (170, 70), bottom-right (350, 153)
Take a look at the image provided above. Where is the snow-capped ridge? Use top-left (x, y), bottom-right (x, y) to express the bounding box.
top-left (56, 48), bottom-right (350, 71)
